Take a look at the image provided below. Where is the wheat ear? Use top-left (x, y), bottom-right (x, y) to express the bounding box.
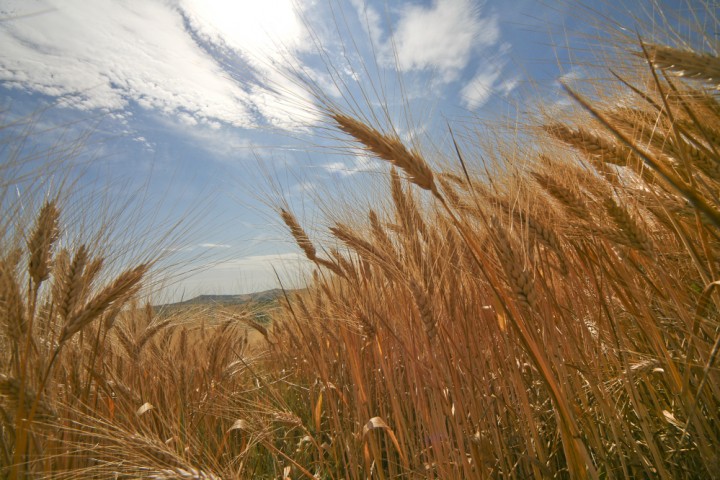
top-left (0, 374), bottom-right (55, 421)
top-left (531, 172), bottom-right (590, 220)
top-left (280, 208), bottom-right (316, 261)
top-left (525, 215), bottom-right (569, 275)
top-left (546, 124), bottom-right (645, 177)
top-left (390, 168), bottom-right (430, 242)
top-left (331, 112), bottom-right (437, 193)
top-left (136, 319), bottom-right (173, 357)
top-left (408, 278), bottom-right (437, 340)
top-left (0, 260), bottom-right (25, 339)
top-left (603, 198), bottom-right (653, 254)
top-left (27, 201), bottom-right (60, 287)
top-left (645, 44), bottom-right (720, 87)
top-left (280, 208), bottom-right (344, 277)
top-left (60, 264), bottom-right (148, 344)
top-left (491, 217), bottom-right (538, 310)
top-left (368, 209), bottom-right (397, 257)
top-left (56, 245), bottom-right (89, 322)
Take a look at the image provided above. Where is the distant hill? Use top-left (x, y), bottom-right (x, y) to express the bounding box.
top-left (155, 288), bottom-right (291, 313)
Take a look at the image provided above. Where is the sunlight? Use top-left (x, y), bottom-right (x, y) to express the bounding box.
top-left (180, 0), bottom-right (309, 58)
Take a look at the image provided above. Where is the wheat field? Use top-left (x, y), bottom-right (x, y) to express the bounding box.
top-left (2, 3), bottom-right (720, 479)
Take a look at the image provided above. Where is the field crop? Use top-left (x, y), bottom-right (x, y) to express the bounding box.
top-left (2, 2), bottom-right (720, 478)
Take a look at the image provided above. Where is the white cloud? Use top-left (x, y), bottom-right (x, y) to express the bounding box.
top-left (558, 66), bottom-right (587, 84)
top-left (199, 243), bottom-right (231, 249)
top-left (179, 0), bottom-right (309, 59)
top-left (0, 0), bottom-right (317, 129)
top-left (393, 0), bottom-right (499, 82)
top-left (498, 77), bottom-right (520, 96)
top-left (461, 64), bottom-right (503, 110)
top-left (322, 151), bottom-right (383, 177)
top-left (179, 0), bottom-right (321, 128)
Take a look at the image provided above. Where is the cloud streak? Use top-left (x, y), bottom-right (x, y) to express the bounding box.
top-left (0, 0), bottom-right (314, 129)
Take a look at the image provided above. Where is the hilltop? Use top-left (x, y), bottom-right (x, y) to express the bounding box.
top-left (154, 288), bottom-right (294, 314)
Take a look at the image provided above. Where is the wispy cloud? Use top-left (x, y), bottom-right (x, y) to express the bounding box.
top-left (0, 0), bottom-right (317, 129)
top-left (461, 64), bottom-right (504, 109)
top-left (155, 116), bottom-right (264, 160)
top-left (322, 151), bottom-right (383, 177)
top-left (199, 243), bottom-right (231, 249)
top-left (460, 41), bottom-right (518, 110)
top-left (393, 0), bottom-right (500, 82)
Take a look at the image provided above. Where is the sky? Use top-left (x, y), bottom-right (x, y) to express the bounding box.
top-left (0, 0), bottom-right (687, 300)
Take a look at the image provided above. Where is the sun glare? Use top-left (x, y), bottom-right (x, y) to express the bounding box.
top-left (181, 0), bottom-right (308, 57)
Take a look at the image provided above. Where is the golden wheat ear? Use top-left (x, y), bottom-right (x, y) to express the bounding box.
top-left (280, 208), bottom-right (345, 277)
top-left (60, 264), bottom-right (148, 344)
top-left (330, 112), bottom-right (438, 194)
top-left (644, 44), bottom-right (720, 88)
top-left (27, 200), bottom-right (60, 287)
top-left (54, 245), bottom-right (89, 322)
top-left (0, 259), bottom-right (26, 340)
top-left (280, 208), bottom-right (316, 261)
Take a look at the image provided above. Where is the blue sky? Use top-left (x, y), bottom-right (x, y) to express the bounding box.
top-left (0, 0), bottom-right (677, 300)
